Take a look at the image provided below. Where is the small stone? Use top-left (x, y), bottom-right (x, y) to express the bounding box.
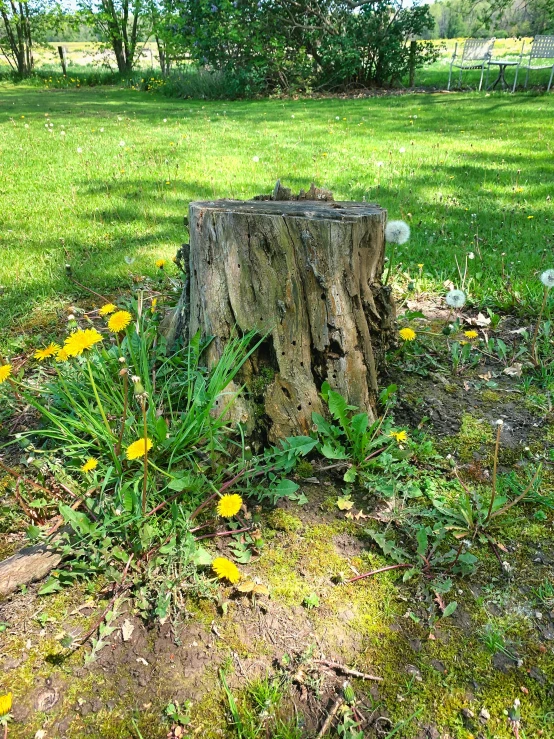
top-left (462, 708), bottom-right (475, 719)
top-left (479, 708), bottom-right (490, 721)
top-left (35, 688), bottom-right (59, 712)
top-left (430, 659), bottom-right (447, 674)
top-left (405, 664), bottom-right (422, 681)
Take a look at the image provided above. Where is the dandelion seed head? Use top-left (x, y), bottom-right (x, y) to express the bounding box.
top-left (540, 269), bottom-right (554, 289)
top-left (385, 220), bottom-right (410, 245)
top-left (445, 289), bottom-right (466, 308)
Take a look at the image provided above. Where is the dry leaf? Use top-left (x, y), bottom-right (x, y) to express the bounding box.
top-left (473, 312), bottom-right (491, 327)
top-left (121, 619), bottom-right (134, 642)
top-left (478, 372), bottom-right (492, 381)
top-left (503, 363), bottom-right (523, 377)
top-left (354, 509), bottom-right (369, 520)
top-left (236, 581), bottom-right (256, 593)
top-left (253, 584), bottom-right (270, 596)
top-left (443, 279), bottom-right (455, 290)
top-left (336, 497), bottom-right (354, 511)
top-left (136, 657), bottom-right (149, 666)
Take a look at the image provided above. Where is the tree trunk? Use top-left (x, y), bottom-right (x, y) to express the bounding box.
top-left (180, 184), bottom-right (394, 442)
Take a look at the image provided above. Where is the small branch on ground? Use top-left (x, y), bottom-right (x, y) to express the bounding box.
top-left (71, 554), bottom-right (134, 652)
top-left (314, 659), bottom-right (383, 682)
top-left (316, 693), bottom-right (344, 738)
top-left (345, 563), bottom-right (410, 583)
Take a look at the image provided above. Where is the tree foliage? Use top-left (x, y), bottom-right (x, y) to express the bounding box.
top-left (429, 0), bottom-right (554, 39)
top-left (0, 0), bottom-right (62, 75)
top-left (171, 0), bottom-right (438, 92)
top-left (76, 0), bottom-right (151, 72)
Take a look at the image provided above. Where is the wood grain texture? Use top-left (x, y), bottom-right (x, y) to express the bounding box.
top-left (186, 198), bottom-right (394, 441)
top-left (0, 543), bottom-right (61, 597)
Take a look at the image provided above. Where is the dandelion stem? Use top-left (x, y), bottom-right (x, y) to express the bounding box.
top-left (384, 242), bottom-right (396, 287)
top-left (141, 398), bottom-right (148, 516)
top-left (345, 563), bottom-right (410, 583)
top-left (485, 422), bottom-right (502, 523)
top-left (531, 285), bottom-right (548, 367)
top-left (86, 359), bottom-right (113, 439)
top-left (115, 371), bottom-right (128, 457)
top-left (490, 464), bottom-right (541, 520)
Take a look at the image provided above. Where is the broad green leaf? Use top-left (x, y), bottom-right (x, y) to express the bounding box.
top-left (441, 601), bottom-right (458, 619)
top-left (192, 547), bottom-right (212, 566)
top-left (343, 467), bottom-right (357, 483)
top-left (319, 442), bottom-right (349, 460)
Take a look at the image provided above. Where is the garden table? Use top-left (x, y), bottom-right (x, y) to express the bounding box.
top-left (487, 60), bottom-right (518, 90)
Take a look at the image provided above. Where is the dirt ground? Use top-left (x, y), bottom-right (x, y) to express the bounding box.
top-left (1, 306), bottom-right (554, 738)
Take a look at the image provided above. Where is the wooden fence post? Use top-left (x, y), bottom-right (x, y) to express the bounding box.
top-left (408, 40), bottom-right (417, 87)
top-left (57, 45), bottom-right (67, 76)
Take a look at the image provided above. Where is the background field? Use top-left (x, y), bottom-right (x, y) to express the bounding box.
top-left (0, 84), bottom-right (553, 352)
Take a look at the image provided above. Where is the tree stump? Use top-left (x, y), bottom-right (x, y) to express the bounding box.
top-left (180, 185), bottom-right (395, 442)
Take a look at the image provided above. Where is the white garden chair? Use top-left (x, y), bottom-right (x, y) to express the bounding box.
top-left (512, 36), bottom-right (554, 93)
top-left (447, 38), bottom-right (495, 91)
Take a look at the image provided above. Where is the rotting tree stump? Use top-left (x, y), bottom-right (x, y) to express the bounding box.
top-left (172, 184), bottom-right (395, 442)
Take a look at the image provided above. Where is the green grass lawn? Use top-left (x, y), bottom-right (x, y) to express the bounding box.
top-left (1, 84), bottom-right (553, 352)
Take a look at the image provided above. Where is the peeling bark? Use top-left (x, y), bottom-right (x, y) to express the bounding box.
top-left (0, 543), bottom-right (61, 598)
top-left (184, 192), bottom-right (394, 442)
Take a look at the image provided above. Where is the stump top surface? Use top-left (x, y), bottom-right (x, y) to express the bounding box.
top-left (190, 199), bottom-right (385, 222)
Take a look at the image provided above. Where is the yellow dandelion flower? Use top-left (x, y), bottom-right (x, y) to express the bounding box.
top-left (212, 557), bottom-right (241, 584)
top-left (34, 343), bottom-right (61, 361)
top-left (464, 330), bottom-right (478, 339)
top-left (55, 347), bottom-right (69, 362)
top-left (399, 327), bottom-right (416, 342)
top-left (418, 263), bottom-right (424, 269)
top-left (99, 303), bottom-right (117, 316)
top-left (107, 310), bottom-right (132, 333)
top-left (155, 259), bottom-right (166, 269)
top-left (0, 364), bottom-right (13, 384)
top-left (151, 297), bottom-right (158, 313)
top-left (0, 692), bottom-right (12, 717)
top-left (390, 430), bottom-right (408, 442)
top-left (64, 329), bottom-right (103, 357)
top-left (81, 458), bottom-right (98, 473)
top-left (126, 437), bottom-right (153, 460)
top-left (217, 494), bottom-right (243, 518)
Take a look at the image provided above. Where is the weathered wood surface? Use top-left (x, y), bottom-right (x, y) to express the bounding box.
top-left (184, 194), bottom-right (394, 441)
top-left (0, 543), bottom-right (61, 597)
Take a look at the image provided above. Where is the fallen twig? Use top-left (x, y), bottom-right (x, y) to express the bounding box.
top-left (314, 659), bottom-right (383, 682)
top-left (345, 563), bottom-right (410, 583)
top-left (71, 554), bottom-right (134, 651)
top-left (316, 693), bottom-right (344, 738)
top-left (194, 525), bottom-right (252, 542)
top-left (13, 478), bottom-right (42, 523)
